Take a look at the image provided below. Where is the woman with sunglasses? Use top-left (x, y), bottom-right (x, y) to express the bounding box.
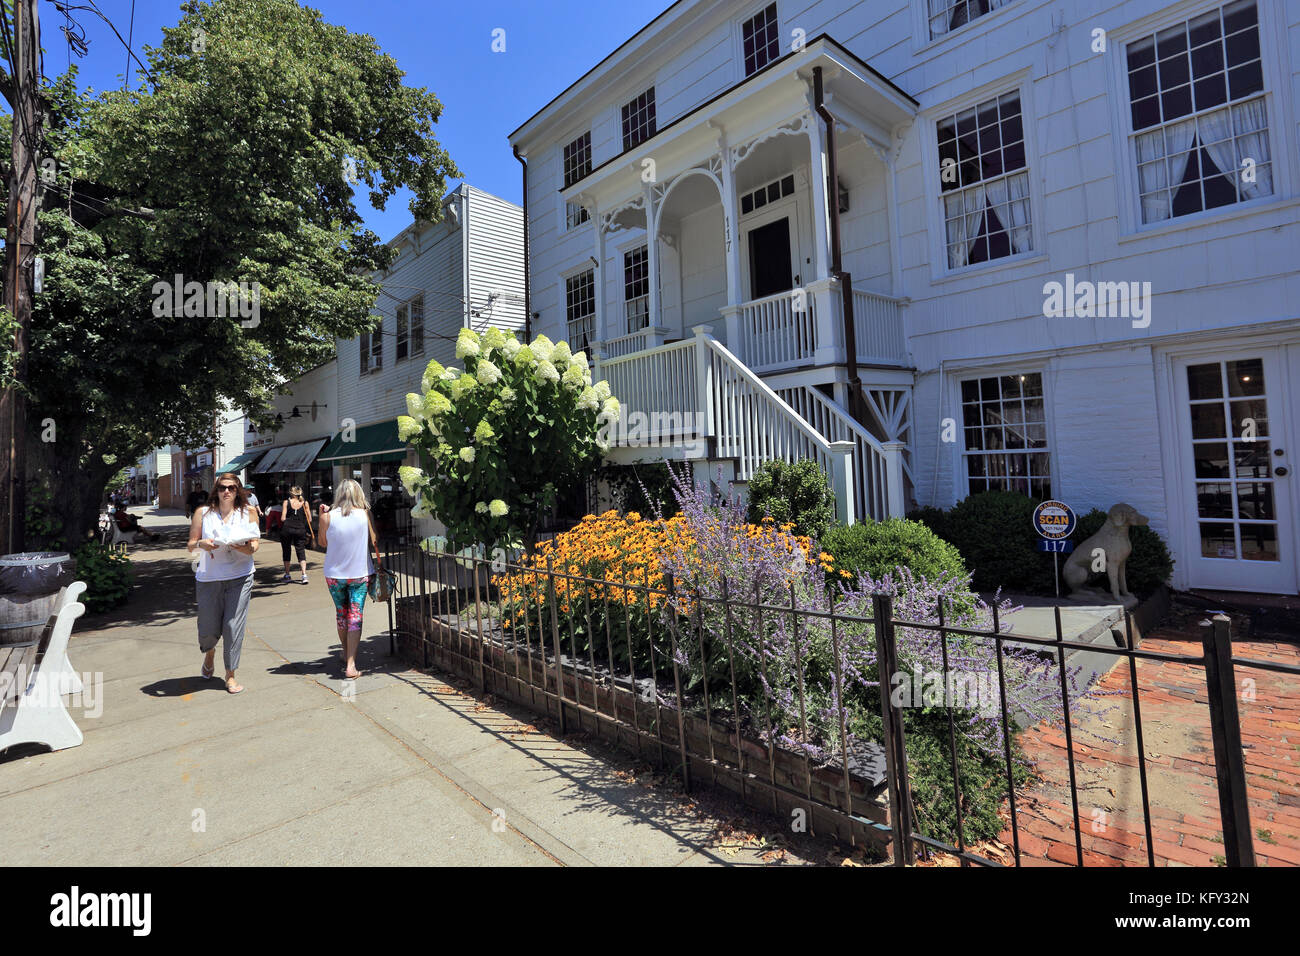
top-left (279, 486), bottom-right (315, 584)
top-left (187, 474), bottom-right (261, 694)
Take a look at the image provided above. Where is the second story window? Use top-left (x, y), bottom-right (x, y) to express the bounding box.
top-left (938, 90), bottom-right (1032, 269)
top-left (928, 0), bottom-right (1008, 40)
top-left (563, 131), bottom-right (592, 230)
top-left (1127, 1), bottom-right (1270, 225)
top-left (396, 304), bottom-right (409, 361)
top-left (566, 269), bottom-right (596, 352)
top-left (742, 4), bottom-right (780, 76)
top-left (360, 321), bottom-right (382, 375)
top-left (622, 88), bottom-right (657, 151)
top-left (623, 246), bottom-right (649, 333)
top-left (410, 294), bottom-right (424, 355)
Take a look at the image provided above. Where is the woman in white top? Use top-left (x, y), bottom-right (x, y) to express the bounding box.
top-left (318, 479), bottom-right (380, 680)
top-left (187, 474), bottom-right (261, 694)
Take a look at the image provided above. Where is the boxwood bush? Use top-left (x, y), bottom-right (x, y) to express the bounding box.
top-left (910, 491), bottom-right (1056, 593)
top-left (820, 519), bottom-right (968, 585)
top-left (746, 458), bottom-right (835, 541)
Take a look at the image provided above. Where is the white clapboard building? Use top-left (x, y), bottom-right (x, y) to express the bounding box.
top-left (508, 0), bottom-right (1299, 594)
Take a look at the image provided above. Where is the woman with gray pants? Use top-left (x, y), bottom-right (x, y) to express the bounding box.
top-left (187, 474), bottom-right (261, 694)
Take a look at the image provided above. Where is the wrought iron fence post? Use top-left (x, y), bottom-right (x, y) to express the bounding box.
top-left (1200, 614), bottom-right (1255, 867)
top-left (871, 592), bottom-right (914, 866)
top-left (546, 552), bottom-right (567, 735)
top-left (418, 546), bottom-right (429, 670)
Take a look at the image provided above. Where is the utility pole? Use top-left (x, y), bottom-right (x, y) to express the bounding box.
top-left (0, 0), bottom-right (40, 554)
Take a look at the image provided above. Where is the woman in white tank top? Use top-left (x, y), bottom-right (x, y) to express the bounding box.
top-left (319, 479), bottom-right (379, 679)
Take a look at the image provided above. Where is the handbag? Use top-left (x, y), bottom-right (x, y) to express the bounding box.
top-left (366, 513), bottom-right (395, 602)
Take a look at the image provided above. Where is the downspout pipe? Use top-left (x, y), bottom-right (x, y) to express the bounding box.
top-left (512, 145), bottom-right (532, 343)
top-left (813, 66), bottom-right (865, 425)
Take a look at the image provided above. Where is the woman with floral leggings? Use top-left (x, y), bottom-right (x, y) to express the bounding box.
top-left (318, 479), bottom-right (380, 679)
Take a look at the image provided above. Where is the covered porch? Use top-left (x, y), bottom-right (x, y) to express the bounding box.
top-left (565, 37), bottom-right (916, 375)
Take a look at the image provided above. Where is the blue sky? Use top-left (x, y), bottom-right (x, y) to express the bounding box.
top-left (51, 0), bottom-right (671, 241)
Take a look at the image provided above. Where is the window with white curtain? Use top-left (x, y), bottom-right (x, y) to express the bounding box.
top-left (1127, 1), bottom-right (1271, 224)
top-left (961, 372), bottom-right (1050, 498)
top-left (938, 90), bottom-right (1032, 270)
top-left (927, 0), bottom-right (1010, 40)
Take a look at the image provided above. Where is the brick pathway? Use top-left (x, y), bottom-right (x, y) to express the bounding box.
top-left (994, 615), bottom-right (1300, 867)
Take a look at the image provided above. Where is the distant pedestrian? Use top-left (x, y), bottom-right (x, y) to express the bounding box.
top-left (279, 486), bottom-right (316, 584)
top-left (319, 479), bottom-right (379, 680)
top-left (187, 473), bottom-right (261, 694)
top-left (245, 487), bottom-right (263, 533)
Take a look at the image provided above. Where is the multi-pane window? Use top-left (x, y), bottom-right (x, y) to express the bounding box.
top-left (938, 91), bottom-right (1032, 269)
top-left (562, 131), bottom-right (592, 229)
top-left (927, 0), bottom-right (1008, 40)
top-left (624, 246), bottom-right (649, 333)
top-left (566, 269), bottom-right (596, 352)
top-left (960, 373), bottom-right (1049, 498)
top-left (1127, 1), bottom-right (1271, 224)
top-left (396, 304), bottom-right (409, 361)
top-left (563, 132), bottom-right (591, 188)
top-left (410, 294), bottom-right (424, 355)
top-left (621, 88), bottom-right (657, 151)
top-left (742, 3), bottom-right (780, 76)
top-left (740, 174), bottom-right (794, 215)
top-left (359, 322), bottom-right (381, 375)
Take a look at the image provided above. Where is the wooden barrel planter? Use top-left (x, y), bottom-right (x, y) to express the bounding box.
top-left (0, 552), bottom-right (74, 645)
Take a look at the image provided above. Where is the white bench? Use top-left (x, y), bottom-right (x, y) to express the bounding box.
top-left (0, 600), bottom-right (86, 754)
top-left (49, 581), bottom-right (87, 695)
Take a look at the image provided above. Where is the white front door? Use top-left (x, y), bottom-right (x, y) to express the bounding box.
top-left (1173, 348), bottom-right (1297, 593)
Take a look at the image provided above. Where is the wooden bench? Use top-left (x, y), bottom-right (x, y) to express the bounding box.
top-left (0, 600), bottom-right (86, 754)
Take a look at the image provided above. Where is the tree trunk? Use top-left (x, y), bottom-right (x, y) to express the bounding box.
top-left (28, 430), bottom-right (115, 552)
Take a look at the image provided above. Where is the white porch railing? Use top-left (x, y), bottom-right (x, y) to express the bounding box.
top-left (597, 337), bottom-right (701, 443)
top-left (734, 288), bottom-right (818, 374)
top-left (853, 289), bottom-right (907, 366)
top-left (600, 325), bottom-right (669, 359)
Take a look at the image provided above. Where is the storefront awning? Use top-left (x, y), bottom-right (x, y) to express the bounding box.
top-left (253, 438), bottom-right (329, 475)
top-left (316, 419), bottom-right (407, 468)
top-left (215, 450), bottom-right (265, 475)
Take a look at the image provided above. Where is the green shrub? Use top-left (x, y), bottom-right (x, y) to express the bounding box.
top-left (821, 519), bottom-right (969, 586)
top-left (746, 458), bottom-right (835, 541)
top-left (913, 491), bottom-right (1056, 594)
top-left (72, 542), bottom-right (133, 614)
top-left (1071, 509), bottom-right (1174, 597)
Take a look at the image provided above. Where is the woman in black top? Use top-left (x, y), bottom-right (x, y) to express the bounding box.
top-left (279, 486), bottom-right (316, 584)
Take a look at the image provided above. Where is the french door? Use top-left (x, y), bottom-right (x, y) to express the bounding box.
top-left (1173, 348), bottom-right (1296, 593)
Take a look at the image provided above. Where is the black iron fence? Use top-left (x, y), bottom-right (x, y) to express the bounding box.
top-left (375, 535), bottom-right (1297, 867)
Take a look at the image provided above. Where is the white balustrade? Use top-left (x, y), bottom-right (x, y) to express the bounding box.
top-left (852, 289), bottom-right (907, 366)
top-left (737, 288), bottom-right (817, 373)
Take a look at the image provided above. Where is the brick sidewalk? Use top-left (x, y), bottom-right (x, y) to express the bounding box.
top-left (995, 617), bottom-right (1300, 867)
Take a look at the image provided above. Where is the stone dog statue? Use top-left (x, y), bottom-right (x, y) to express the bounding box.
top-left (1061, 503), bottom-right (1149, 608)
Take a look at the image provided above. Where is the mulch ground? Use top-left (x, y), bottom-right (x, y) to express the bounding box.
top-left (985, 604), bottom-right (1300, 867)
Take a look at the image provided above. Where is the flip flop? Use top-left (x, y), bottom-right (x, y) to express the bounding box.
top-left (201, 660), bottom-right (215, 679)
top-left (225, 678), bottom-right (244, 694)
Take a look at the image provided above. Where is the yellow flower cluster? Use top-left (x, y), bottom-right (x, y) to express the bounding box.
top-left (494, 510), bottom-right (814, 620)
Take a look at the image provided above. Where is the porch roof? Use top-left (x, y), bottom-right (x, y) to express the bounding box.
top-left (560, 34), bottom-right (917, 205)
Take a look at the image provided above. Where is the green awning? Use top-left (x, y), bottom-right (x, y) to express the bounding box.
top-left (215, 451), bottom-right (265, 475)
top-left (316, 419), bottom-right (408, 468)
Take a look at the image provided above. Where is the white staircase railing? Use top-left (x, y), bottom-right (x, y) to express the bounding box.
top-left (593, 328), bottom-right (905, 523)
top-left (776, 386), bottom-right (897, 522)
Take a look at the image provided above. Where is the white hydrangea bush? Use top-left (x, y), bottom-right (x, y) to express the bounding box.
top-left (396, 327), bottom-right (618, 553)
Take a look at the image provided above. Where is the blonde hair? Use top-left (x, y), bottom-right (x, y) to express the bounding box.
top-left (289, 486), bottom-right (304, 497)
top-left (332, 478), bottom-right (368, 516)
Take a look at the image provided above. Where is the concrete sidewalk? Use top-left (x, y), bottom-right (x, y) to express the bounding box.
top-left (0, 511), bottom-right (826, 866)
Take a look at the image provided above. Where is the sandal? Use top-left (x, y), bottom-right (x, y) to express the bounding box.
top-left (225, 677), bottom-right (244, 694)
top-left (201, 656), bottom-right (215, 680)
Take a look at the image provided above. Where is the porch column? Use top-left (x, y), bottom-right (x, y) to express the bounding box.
top-left (643, 182), bottom-right (660, 333)
top-left (883, 441), bottom-right (906, 518)
top-left (717, 138), bottom-right (745, 359)
top-left (806, 111), bottom-right (831, 282)
top-left (828, 440), bottom-right (856, 525)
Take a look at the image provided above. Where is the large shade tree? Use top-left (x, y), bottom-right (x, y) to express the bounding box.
top-left (4, 0), bottom-right (458, 543)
